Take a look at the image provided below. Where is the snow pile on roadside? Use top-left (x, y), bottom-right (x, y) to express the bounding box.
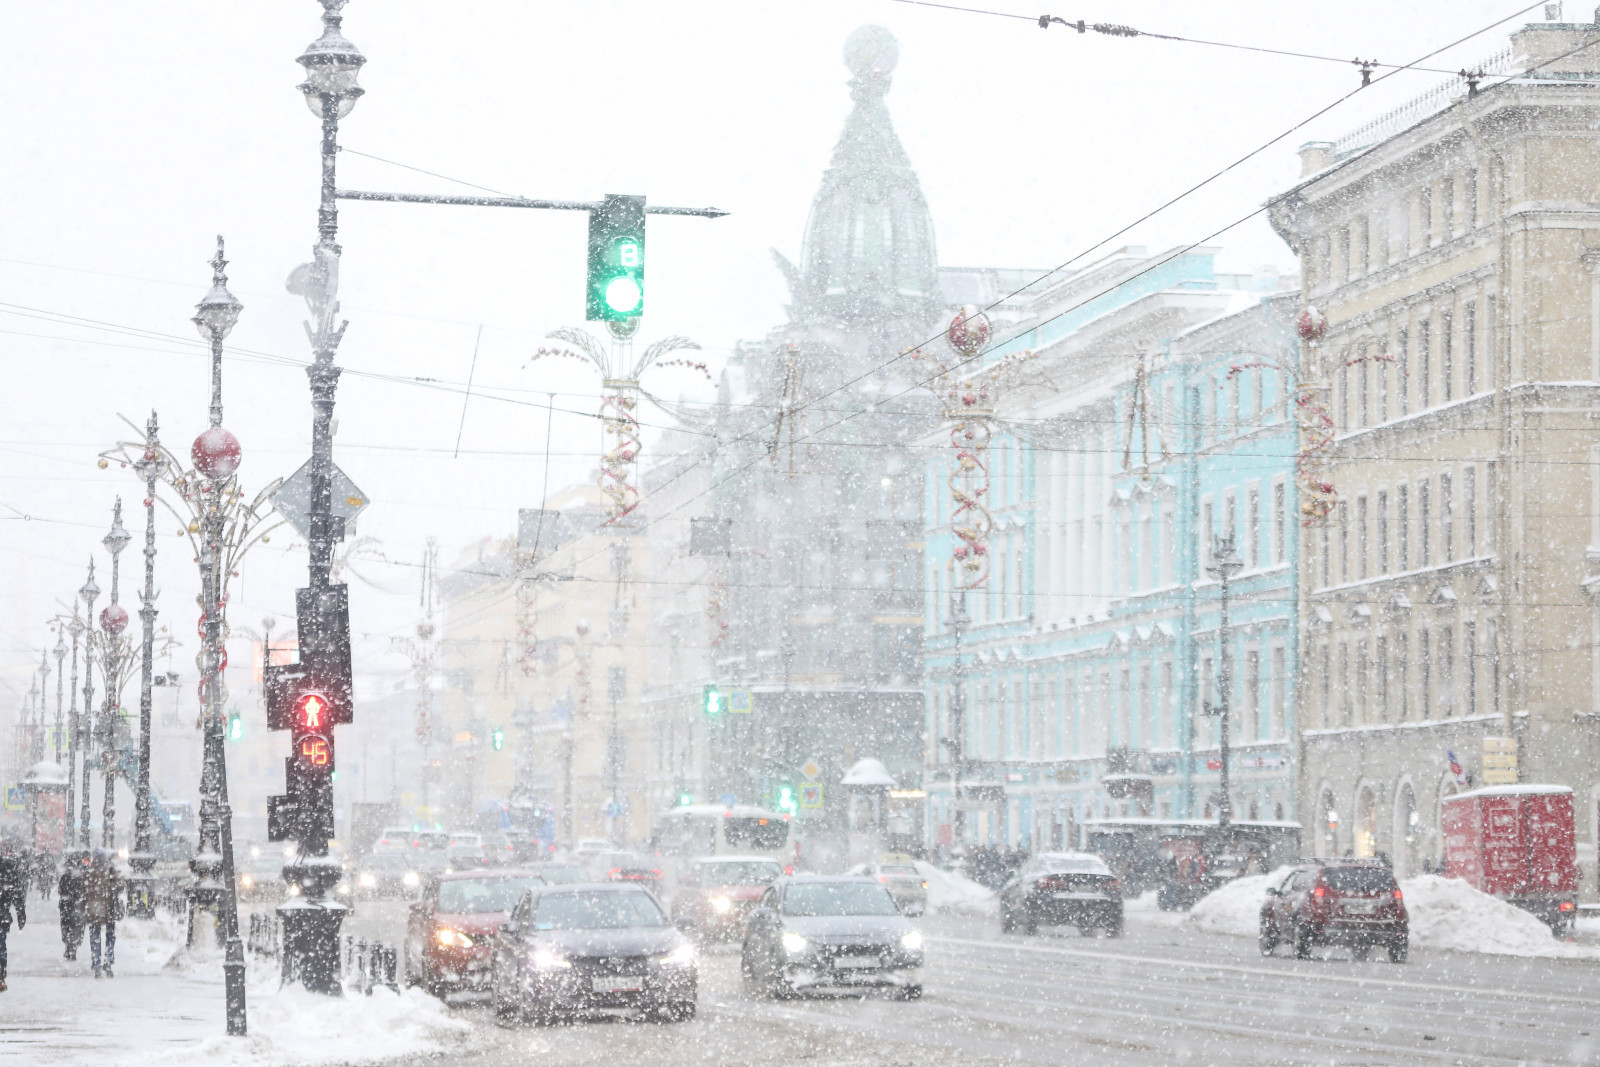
top-left (1399, 874), bottom-right (1597, 959)
top-left (915, 861), bottom-right (997, 917)
top-left (117, 911), bottom-right (190, 970)
top-left (1185, 866), bottom-right (1294, 937)
top-left (1124, 888), bottom-right (1185, 929)
top-left (129, 983), bottom-right (475, 1067)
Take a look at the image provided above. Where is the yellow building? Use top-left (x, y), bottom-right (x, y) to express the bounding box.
top-left (1268, 19), bottom-right (1600, 883)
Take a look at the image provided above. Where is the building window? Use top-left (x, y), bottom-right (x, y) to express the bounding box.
top-left (1419, 628), bottom-right (1431, 719)
top-left (1160, 660), bottom-right (1174, 748)
top-left (1356, 640), bottom-right (1370, 725)
top-left (1398, 484), bottom-right (1410, 570)
top-left (1359, 341), bottom-right (1371, 427)
top-left (1339, 355), bottom-right (1351, 433)
top-left (1439, 625), bottom-right (1455, 718)
top-left (1376, 634), bottom-right (1389, 721)
top-left (1464, 621), bottom-right (1477, 717)
top-left (1396, 630), bottom-right (1410, 722)
top-left (1340, 641), bottom-right (1352, 725)
top-left (1440, 178), bottom-right (1454, 240)
top-left (1338, 500), bottom-right (1350, 584)
top-left (1396, 326), bottom-right (1410, 415)
top-left (1202, 498), bottom-right (1215, 570)
top-left (1198, 655), bottom-right (1214, 749)
top-left (1464, 465), bottom-right (1477, 557)
top-left (1137, 663), bottom-right (1151, 748)
top-left (1419, 185), bottom-right (1432, 248)
top-left (1016, 546), bottom-right (1026, 616)
top-left (1245, 649), bottom-right (1261, 741)
top-left (1377, 490), bottom-right (1390, 574)
top-left (1162, 503), bottom-right (1175, 585)
top-left (1441, 309), bottom-right (1454, 403)
top-left (1320, 520), bottom-right (1331, 588)
top-left (1358, 494), bottom-right (1369, 581)
top-left (1223, 490), bottom-right (1237, 548)
top-left (1464, 169), bottom-right (1478, 229)
top-left (1247, 486), bottom-right (1261, 569)
top-left (1378, 329), bottom-right (1390, 422)
top-left (1418, 317), bottom-right (1432, 409)
top-left (1489, 620), bottom-right (1500, 714)
top-left (1464, 302), bottom-right (1477, 394)
top-left (1441, 471), bottom-right (1454, 562)
top-left (1273, 480), bottom-right (1287, 565)
top-left (1320, 642), bottom-right (1332, 729)
top-left (1270, 645), bottom-right (1287, 738)
top-left (1419, 480), bottom-right (1431, 567)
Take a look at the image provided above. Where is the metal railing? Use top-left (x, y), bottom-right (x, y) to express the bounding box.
top-left (344, 936), bottom-right (399, 995)
top-left (247, 911), bottom-right (282, 959)
top-left (1333, 47), bottom-right (1513, 157)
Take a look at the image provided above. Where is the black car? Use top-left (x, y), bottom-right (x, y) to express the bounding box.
top-left (740, 875), bottom-right (923, 999)
top-left (490, 885), bottom-right (697, 1024)
top-left (999, 852), bottom-right (1123, 936)
top-left (1259, 859), bottom-right (1408, 962)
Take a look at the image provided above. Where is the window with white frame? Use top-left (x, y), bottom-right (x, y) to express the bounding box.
top-left (1247, 484), bottom-right (1261, 569)
top-left (1273, 479), bottom-right (1287, 565)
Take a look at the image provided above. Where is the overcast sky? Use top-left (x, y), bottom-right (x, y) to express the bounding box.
top-left (0, 0), bottom-right (1538, 704)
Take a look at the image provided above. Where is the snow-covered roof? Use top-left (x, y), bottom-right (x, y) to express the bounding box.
top-left (1447, 784), bottom-right (1572, 800)
top-left (841, 758), bottom-right (897, 787)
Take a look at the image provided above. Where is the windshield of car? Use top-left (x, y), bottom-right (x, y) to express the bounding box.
top-left (696, 861), bottom-right (783, 885)
top-left (782, 882), bottom-right (900, 917)
top-left (415, 832), bottom-right (450, 850)
top-left (725, 816), bottom-right (789, 851)
top-left (1322, 867), bottom-right (1395, 892)
top-left (534, 890), bottom-right (668, 930)
top-left (1039, 855), bottom-right (1110, 875)
top-left (533, 865), bottom-right (587, 884)
top-left (436, 877), bottom-right (542, 913)
top-left (880, 865), bottom-right (919, 877)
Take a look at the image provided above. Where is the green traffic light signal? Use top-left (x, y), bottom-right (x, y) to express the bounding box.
top-left (702, 684), bottom-right (723, 716)
top-left (492, 728), bottom-right (505, 751)
top-left (587, 194), bottom-right (646, 322)
top-left (228, 714), bottom-right (242, 741)
top-left (777, 783), bottom-right (797, 816)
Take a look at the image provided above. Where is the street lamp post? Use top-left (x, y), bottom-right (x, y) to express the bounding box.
top-left (65, 613), bottom-right (84, 854)
top-left (128, 413), bottom-right (164, 918)
top-left (189, 238), bottom-right (249, 1035)
top-left (1205, 534), bottom-right (1243, 830)
top-left (53, 632), bottom-right (66, 772)
top-left (78, 562), bottom-right (100, 850)
top-left (99, 501), bottom-right (132, 851)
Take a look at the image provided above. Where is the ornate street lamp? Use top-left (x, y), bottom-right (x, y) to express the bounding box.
top-left (98, 501), bottom-right (132, 851)
top-left (127, 413), bottom-right (166, 917)
top-left (64, 612), bottom-right (84, 855)
top-left (77, 562), bottom-right (100, 850)
top-left (1205, 535), bottom-right (1245, 829)
top-left (52, 631), bottom-right (66, 770)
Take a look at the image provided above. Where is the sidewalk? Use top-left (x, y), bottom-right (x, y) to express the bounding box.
top-left (0, 895), bottom-right (473, 1066)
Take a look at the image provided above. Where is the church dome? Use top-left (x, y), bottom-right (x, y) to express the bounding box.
top-left (788, 26), bottom-right (940, 331)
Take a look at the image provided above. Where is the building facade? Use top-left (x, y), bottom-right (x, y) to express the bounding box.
top-left (923, 246), bottom-right (1301, 850)
top-left (1268, 19), bottom-right (1600, 883)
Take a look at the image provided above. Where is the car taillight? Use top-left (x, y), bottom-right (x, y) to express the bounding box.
top-left (1313, 886), bottom-right (1326, 898)
top-left (1393, 889), bottom-right (1404, 900)
top-left (652, 869), bottom-right (663, 878)
top-left (1560, 900), bottom-right (1576, 912)
top-left (784, 865), bottom-right (794, 875)
top-left (608, 867), bottom-right (621, 879)
top-left (878, 875), bottom-right (888, 884)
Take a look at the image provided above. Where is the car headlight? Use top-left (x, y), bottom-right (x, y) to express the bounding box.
top-left (436, 928), bottom-right (474, 949)
top-left (402, 871), bottom-right (420, 887)
top-left (659, 942), bottom-right (695, 967)
top-left (288, 884), bottom-right (302, 897)
top-left (781, 932), bottom-right (809, 955)
top-left (532, 946), bottom-right (570, 970)
top-left (901, 930), bottom-right (923, 952)
top-left (709, 895), bottom-right (732, 914)
top-left (358, 873), bottom-right (376, 888)
top-left (337, 883), bottom-right (350, 895)
top-left (240, 875), bottom-right (254, 889)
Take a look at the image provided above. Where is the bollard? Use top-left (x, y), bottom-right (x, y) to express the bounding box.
top-left (385, 946), bottom-right (399, 992)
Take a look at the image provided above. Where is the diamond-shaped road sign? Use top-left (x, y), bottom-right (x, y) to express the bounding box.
top-left (270, 459), bottom-right (369, 540)
top-left (800, 759), bottom-right (821, 781)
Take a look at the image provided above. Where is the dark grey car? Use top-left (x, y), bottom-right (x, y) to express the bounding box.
top-left (489, 885), bottom-right (697, 1024)
top-left (740, 875), bottom-right (923, 999)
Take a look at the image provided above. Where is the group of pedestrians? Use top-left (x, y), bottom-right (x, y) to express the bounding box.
top-left (0, 836), bottom-right (124, 992)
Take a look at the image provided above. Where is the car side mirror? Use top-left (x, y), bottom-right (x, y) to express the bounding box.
top-left (1263, 887), bottom-right (1278, 897)
top-left (498, 921), bottom-right (520, 939)
top-left (674, 916), bottom-right (698, 931)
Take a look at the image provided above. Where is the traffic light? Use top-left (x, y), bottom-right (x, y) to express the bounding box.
top-left (291, 691), bottom-right (335, 777)
top-left (491, 728), bottom-right (505, 751)
top-left (776, 781), bottom-right (798, 817)
top-left (265, 662), bottom-right (344, 845)
top-left (702, 684), bottom-right (723, 717)
top-left (228, 713), bottom-right (242, 741)
top-left (586, 194), bottom-right (646, 321)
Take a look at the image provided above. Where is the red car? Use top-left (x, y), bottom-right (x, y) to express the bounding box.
top-left (671, 857), bottom-right (786, 941)
top-left (404, 869), bottom-right (547, 996)
top-left (1259, 859), bottom-right (1408, 962)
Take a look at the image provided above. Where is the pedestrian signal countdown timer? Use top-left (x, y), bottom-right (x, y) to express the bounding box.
top-left (702, 685), bottom-right (724, 717)
top-left (299, 735), bottom-right (331, 766)
top-left (587, 194), bottom-right (646, 322)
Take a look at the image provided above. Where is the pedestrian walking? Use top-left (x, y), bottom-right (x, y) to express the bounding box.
top-left (0, 836), bottom-right (28, 993)
top-left (32, 848), bottom-right (55, 901)
top-left (57, 849), bottom-right (88, 960)
top-left (83, 849), bottom-right (123, 978)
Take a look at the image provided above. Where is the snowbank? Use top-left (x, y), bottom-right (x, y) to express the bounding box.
top-left (1185, 866), bottom-right (1294, 937)
top-left (1399, 874), bottom-right (1598, 960)
top-left (914, 861), bottom-right (997, 917)
top-left (127, 983), bottom-right (475, 1067)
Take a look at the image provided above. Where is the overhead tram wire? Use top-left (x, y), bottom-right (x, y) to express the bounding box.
top-left (535, 1), bottom-right (1555, 579)
top-left (887, 0), bottom-right (1475, 78)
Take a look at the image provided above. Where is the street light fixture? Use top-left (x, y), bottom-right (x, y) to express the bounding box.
top-left (77, 561), bottom-right (100, 851)
top-left (65, 611), bottom-right (84, 855)
top-left (1205, 534), bottom-right (1244, 830)
top-left (128, 413), bottom-right (166, 918)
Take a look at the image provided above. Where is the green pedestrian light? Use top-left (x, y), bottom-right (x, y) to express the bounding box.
top-left (228, 713), bottom-right (242, 741)
top-left (702, 684), bottom-right (724, 717)
top-left (492, 728), bottom-right (505, 751)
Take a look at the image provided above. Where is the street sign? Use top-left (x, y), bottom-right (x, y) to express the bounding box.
top-left (729, 689), bottom-right (753, 714)
top-left (3, 787), bottom-right (23, 810)
top-left (269, 459), bottom-right (369, 540)
top-left (719, 793), bottom-right (738, 807)
top-left (1482, 736), bottom-right (1517, 785)
top-left (799, 783), bottom-right (824, 809)
top-left (800, 759), bottom-right (821, 781)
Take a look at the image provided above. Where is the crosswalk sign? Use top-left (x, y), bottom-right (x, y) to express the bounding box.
top-left (3, 787), bottom-right (24, 811)
top-left (799, 783), bottom-right (824, 809)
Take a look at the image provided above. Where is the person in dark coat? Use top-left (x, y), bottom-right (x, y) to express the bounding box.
top-left (32, 848), bottom-right (53, 901)
top-left (83, 849), bottom-right (123, 978)
top-left (57, 849), bottom-right (88, 960)
top-left (0, 837), bottom-right (28, 992)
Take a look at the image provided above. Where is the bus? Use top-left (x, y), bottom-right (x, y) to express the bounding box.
top-left (650, 804), bottom-right (796, 873)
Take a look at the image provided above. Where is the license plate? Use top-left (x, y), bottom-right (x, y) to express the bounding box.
top-left (590, 976), bottom-right (644, 993)
top-left (1343, 901), bottom-right (1378, 914)
top-left (1053, 892), bottom-right (1101, 901)
top-left (834, 955), bottom-right (881, 969)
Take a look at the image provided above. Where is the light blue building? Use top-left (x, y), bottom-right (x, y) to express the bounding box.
top-left (922, 246), bottom-right (1302, 850)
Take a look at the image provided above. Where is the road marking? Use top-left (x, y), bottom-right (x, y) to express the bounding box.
top-left (931, 935), bottom-right (1600, 1008)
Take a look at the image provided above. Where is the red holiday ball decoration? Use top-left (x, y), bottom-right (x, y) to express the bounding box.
top-left (1297, 306), bottom-right (1328, 342)
top-left (100, 604), bottom-right (129, 635)
top-left (947, 304), bottom-right (993, 357)
top-left (192, 426), bottom-right (242, 480)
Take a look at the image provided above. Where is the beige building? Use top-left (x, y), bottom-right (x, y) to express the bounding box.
top-left (1268, 19), bottom-right (1600, 884)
